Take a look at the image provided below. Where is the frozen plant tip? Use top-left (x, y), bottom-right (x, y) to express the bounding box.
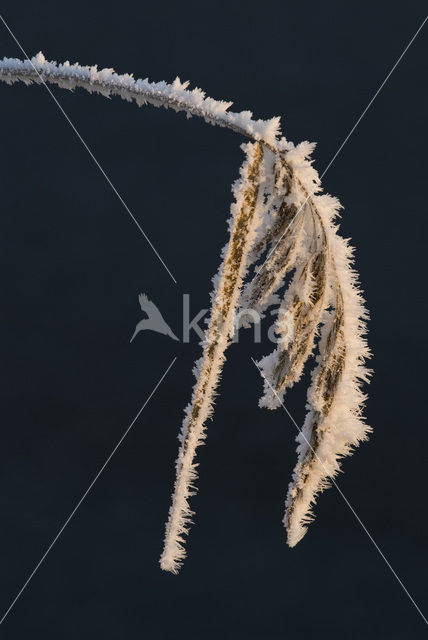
top-left (0, 53), bottom-right (371, 572)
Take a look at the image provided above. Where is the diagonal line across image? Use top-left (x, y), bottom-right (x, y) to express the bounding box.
top-left (0, 357), bottom-right (177, 625)
top-left (0, 13), bottom-right (178, 285)
top-left (259, 14), bottom-right (427, 272)
top-left (251, 357), bottom-right (427, 627)
top-left (0, 7), bottom-right (426, 632)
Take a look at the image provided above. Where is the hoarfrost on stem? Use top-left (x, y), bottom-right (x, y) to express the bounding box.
top-left (0, 53), bottom-right (371, 572)
top-left (0, 52), bottom-right (281, 146)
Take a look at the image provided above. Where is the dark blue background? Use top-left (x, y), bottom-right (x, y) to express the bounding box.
top-left (0, 2), bottom-right (426, 637)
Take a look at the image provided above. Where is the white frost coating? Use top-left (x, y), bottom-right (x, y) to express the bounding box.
top-left (0, 52), bottom-right (282, 146)
top-left (252, 142), bottom-right (371, 547)
top-left (0, 55), bottom-right (371, 567)
top-left (284, 218), bottom-right (371, 547)
top-left (160, 142), bottom-right (268, 573)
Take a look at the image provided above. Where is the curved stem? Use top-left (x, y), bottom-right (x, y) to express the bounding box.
top-left (0, 53), bottom-right (329, 239)
top-left (0, 53), bottom-right (281, 150)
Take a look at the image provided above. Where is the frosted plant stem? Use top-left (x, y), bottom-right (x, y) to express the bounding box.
top-left (0, 53), bottom-right (281, 148)
top-left (160, 143), bottom-right (264, 573)
top-left (0, 51), bottom-right (374, 566)
top-left (283, 202), bottom-right (370, 546)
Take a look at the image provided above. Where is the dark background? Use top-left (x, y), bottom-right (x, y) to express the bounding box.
top-left (0, 2), bottom-right (426, 638)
